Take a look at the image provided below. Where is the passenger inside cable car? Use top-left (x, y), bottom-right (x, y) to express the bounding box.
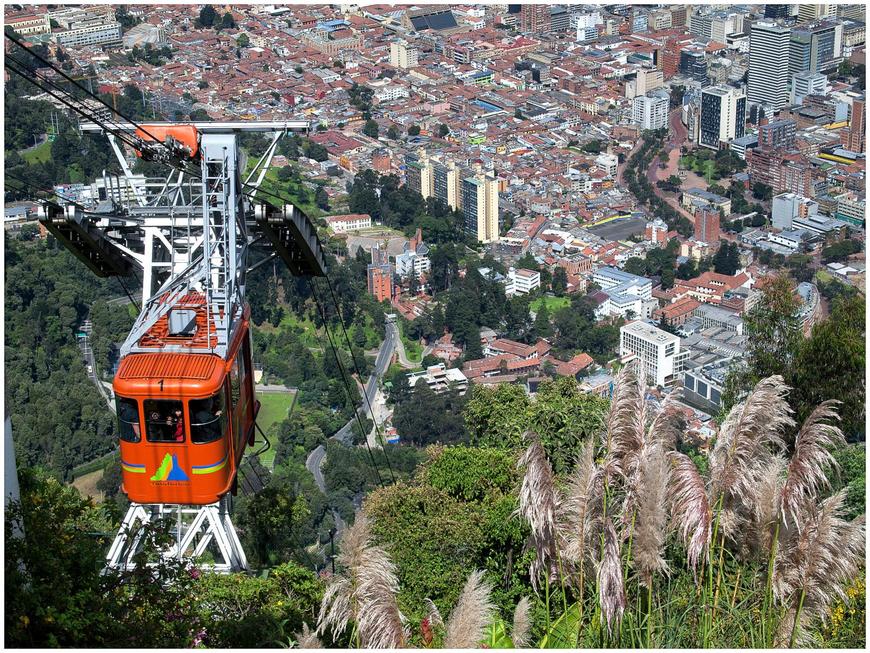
top-left (145, 400), bottom-right (185, 442)
top-left (117, 397), bottom-right (141, 443)
top-left (190, 393), bottom-right (225, 444)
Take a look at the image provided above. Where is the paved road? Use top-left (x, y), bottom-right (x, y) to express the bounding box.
top-left (647, 109), bottom-right (696, 226)
top-left (77, 320), bottom-right (115, 413)
top-left (256, 383), bottom-right (298, 394)
top-left (305, 318), bottom-right (397, 491)
top-left (332, 320), bottom-right (397, 443)
top-left (393, 324), bottom-right (419, 369)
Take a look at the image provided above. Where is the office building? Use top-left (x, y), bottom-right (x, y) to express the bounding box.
top-left (619, 321), bottom-right (686, 387)
top-left (797, 4), bottom-right (837, 23)
top-left (506, 267), bottom-right (541, 295)
top-left (844, 98), bottom-right (865, 153)
top-left (690, 10), bottom-right (742, 43)
top-left (836, 5), bottom-right (866, 21)
top-left (632, 91), bottom-right (669, 130)
top-left (758, 118), bottom-right (797, 150)
top-left (730, 133), bottom-right (759, 160)
top-left (680, 50), bottom-right (709, 85)
top-left (790, 21), bottom-right (843, 74)
top-left (792, 71), bottom-right (828, 104)
top-left (772, 192), bottom-right (819, 230)
top-left (595, 152), bottom-right (619, 178)
top-left (764, 5), bottom-right (794, 20)
top-left (462, 172), bottom-right (500, 244)
top-left (695, 209), bottom-right (721, 244)
top-left (593, 267), bottom-right (653, 319)
top-left (625, 68), bottom-right (664, 99)
top-left (54, 19), bottom-right (122, 47)
top-left (699, 85), bottom-right (746, 149)
top-left (748, 21), bottom-right (792, 111)
top-left (390, 39), bottom-right (419, 69)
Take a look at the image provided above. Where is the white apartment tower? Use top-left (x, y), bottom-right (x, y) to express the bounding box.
top-left (462, 173), bottom-right (500, 244)
top-left (748, 21), bottom-right (792, 112)
top-left (632, 92), bottom-right (669, 130)
top-left (619, 321), bottom-right (686, 387)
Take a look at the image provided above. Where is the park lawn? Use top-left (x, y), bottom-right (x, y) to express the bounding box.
top-left (21, 139), bottom-right (51, 164)
top-left (815, 269), bottom-right (834, 284)
top-left (397, 320), bottom-right (423, 363)
top-left (531, 295), bottom-right (570, 313)
top-left (680, 155), bottom-right (717, 184)
top-left (254, 390), bottom-right (296, 469)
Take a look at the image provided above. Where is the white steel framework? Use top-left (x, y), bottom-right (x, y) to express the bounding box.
top-left (38, 121), bottom-right (326, 574)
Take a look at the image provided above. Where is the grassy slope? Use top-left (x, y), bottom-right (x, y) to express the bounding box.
top-left (254, 391), bottom-right (296, 469)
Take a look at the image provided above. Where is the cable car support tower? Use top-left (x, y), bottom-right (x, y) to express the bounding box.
top-left (39, 121), bottom-right (327, 573)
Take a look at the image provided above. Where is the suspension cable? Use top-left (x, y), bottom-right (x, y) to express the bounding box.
top-left (324, 276), bottom-right (397, 484)
top-left (307, 278), bottom-right (386, 489)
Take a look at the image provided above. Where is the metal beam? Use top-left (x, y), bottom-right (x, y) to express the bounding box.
top-left (80, 120), bottom-right (310, 133)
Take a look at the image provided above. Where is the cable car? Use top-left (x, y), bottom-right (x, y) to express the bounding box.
top-left (112, 292), bottom-right (258, 505)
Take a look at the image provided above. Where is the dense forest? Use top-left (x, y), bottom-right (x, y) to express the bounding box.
top-left (5, 234), bottom-right (133, 478)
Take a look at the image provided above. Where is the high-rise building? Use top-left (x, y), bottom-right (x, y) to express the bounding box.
top-left (797, 4), bottom-right (837, 24)
top-left (625, 67), bottom-right (664, 99)
top-left (836, 5), bottom-right (866, 21)
top-left (669, 6), bottom-right (687, 27)
top-left (699, 85), bottom-right (746, 149)
top-left (791, 71), bottom-right (828, 104)
top-left (690, 10), bottom-right (741, 43)
top-left (412, 151), bottom-right (462, 211)
top-left (431, 159), bottom-right (462, 211)
top-left (764, 5), bottom-right (794, 20)
top-left (632, 92), bottom-right (669, 130)
top-left (389, 39), bottom-right (419, 69)
top-left (462, 172), bottom-right (500, 244)
top-left (519, 4), bottom-right (549, 33)
top-left (748, 21), bottom-right (792, 111)
top-left (619, 321), bottom-right (685, 387)
top-left (789, 21), bottom-right (843, 74)
top-left (694, 209), bottom-right (721, 243)
top-left (845, 98), bottom-right (865, 153)
top-left (679, 49), bottom-right (709, 85)
top-left (758, 118), bottom-right (797, 150)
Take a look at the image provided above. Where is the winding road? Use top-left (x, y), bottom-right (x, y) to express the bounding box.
top-left (302, 318), bottom-right (398, 550)
top-left (304, 318), bottom-right (397, 489)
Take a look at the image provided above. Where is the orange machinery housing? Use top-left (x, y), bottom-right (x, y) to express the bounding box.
top-left (113, 293), bottom-right (258, 505)
top-left (134, 124), bottom-right (200, 159)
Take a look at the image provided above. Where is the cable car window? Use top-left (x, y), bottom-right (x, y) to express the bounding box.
top-left (229, 358), bottom-right (241, 406)
top-left (144, 399), bottom-right (185, 443)
top-left (190, 391), bottom-right (226, 444)
top-left (116, 397), bottom-right (141, 443)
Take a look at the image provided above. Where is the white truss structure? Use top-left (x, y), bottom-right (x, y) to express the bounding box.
top-left (64, 121), bottom-right (314, 574)
top-left (105, 498), bottom-right (247, 573)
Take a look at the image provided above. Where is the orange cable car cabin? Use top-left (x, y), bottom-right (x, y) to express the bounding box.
top-left (112, 292), bottom-right (258, 505)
